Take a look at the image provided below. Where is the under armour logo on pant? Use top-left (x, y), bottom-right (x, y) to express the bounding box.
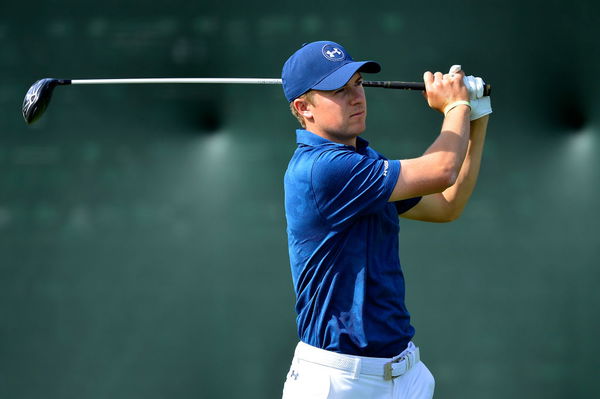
top-left (290, 370), bottom-right (299, 380)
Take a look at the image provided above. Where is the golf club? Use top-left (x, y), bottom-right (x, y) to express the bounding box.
top-left (22, 77), bottom-right (492, 125)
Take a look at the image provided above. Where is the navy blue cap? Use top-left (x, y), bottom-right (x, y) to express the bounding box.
top-left (281, 41), bottom-right (381, 102)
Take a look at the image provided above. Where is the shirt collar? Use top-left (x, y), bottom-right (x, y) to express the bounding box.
top-left (296, 129), bottom-right (370, 153)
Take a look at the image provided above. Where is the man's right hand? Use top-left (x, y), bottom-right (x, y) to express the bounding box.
top-left (423, 66), bottom-right (470, 113)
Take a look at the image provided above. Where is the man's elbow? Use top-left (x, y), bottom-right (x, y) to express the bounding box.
top-left (438, 209), bottom-right (462, 223)
top-left (432, 154), bottom-right (461, 191)
top-left (434, 168), bottom-right (458, 193)
top-left (435, 197), bottom-right (464, 223)
top-left (427, 208), bottom-right (462, 223)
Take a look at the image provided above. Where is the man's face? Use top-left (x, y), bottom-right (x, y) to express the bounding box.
top-left (303, 73), bottom-right (367, 145)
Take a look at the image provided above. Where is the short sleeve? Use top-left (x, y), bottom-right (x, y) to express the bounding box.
top-left (310, 149), bottom-right (400, 226)
top-left (394, 197), bottom-right (422, 214)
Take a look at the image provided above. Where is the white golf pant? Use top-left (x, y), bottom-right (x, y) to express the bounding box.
top-left (281, 341), bottom-right (435, 399)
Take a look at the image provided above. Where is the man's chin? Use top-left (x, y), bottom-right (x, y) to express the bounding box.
top-left (349, 122), bottom-right (366, 135)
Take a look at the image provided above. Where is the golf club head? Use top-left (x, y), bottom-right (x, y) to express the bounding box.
top-left (22, 78), bottom-right (68, 125)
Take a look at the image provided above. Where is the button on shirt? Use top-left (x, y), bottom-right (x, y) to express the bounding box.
top-left (284, 129), bottom-right (421, 358)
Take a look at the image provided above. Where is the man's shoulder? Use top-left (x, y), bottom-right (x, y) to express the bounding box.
top-left (364, 146), bottom-right (387, 160)
top-left (288, 143), bottom-right (352, 171)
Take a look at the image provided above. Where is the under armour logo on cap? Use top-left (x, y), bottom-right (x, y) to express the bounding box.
top-left (322, 44), bottom-right (345, 61)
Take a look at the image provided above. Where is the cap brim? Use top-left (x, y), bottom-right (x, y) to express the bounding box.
top-left (312, 61), bottom-right (381, 91)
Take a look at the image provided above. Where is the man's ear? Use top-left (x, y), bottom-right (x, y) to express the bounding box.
top-left (293, 98), bottom-right (313, 119)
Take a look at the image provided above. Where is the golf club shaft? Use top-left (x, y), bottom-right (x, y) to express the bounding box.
top-left (65, 78), bottom-right (490, 95)
top-left (70, 78), bottom-right (284, 85)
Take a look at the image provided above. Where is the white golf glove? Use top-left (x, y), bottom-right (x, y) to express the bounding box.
top-left (449, 66), bottom-right (492, 121)
top-left (463, 74), bottom-right (492, 120)
top-left (463, 75), bottom-right (485, 100)
top-left (469, 95), bottom-right (492, 121)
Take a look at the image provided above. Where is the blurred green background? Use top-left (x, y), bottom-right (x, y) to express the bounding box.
top-left (1, 1), bottom-right (599, 398)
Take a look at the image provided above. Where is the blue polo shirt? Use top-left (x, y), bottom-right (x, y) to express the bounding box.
top-left (284, 129), bottom-right (421, 358)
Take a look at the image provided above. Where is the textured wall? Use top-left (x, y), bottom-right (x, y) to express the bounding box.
top-left (1, 1), bottom-right (599, 398)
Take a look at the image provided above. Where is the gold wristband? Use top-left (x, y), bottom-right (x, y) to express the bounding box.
top-left (444, 100), bottom-right (471, 116)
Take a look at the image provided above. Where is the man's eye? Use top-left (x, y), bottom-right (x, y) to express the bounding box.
top-left (335, 87), bottom-right (346, 94)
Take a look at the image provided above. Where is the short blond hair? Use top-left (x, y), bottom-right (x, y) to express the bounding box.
top-left (289, 91), bottom-right (315, 128)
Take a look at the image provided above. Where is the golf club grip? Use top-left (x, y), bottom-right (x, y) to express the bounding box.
top-left (364, 81), bottom-right (492, 96)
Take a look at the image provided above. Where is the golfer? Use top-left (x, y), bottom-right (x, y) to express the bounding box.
top-left (280, 40), bottom-right (491, 399)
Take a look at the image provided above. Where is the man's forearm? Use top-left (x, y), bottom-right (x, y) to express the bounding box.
top-left (423, 106), bottom-right (471, 186)
top-left (388, 107), bottom-right (472, 202)
top-left (441, 115), bottom-right (489, 215)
